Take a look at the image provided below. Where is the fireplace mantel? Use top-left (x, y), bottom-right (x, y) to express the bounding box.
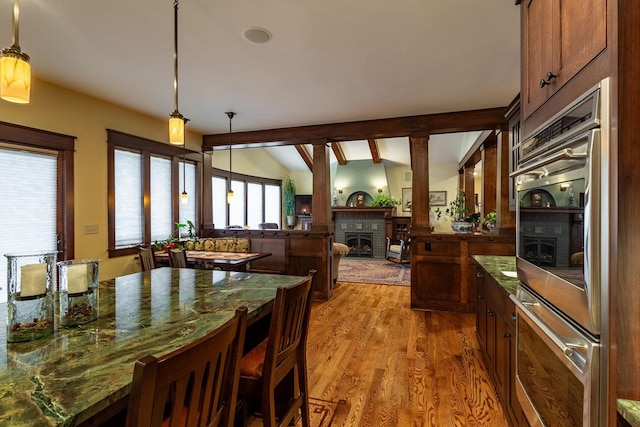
top-left (331, 207), bottom-right (394, 219)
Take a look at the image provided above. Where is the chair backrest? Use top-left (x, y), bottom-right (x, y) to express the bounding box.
top-left (258, 223), bottom-right (279, 230)
top-left (168, 248), bottom-right (188, 268)
top-left (263, 270), bottom-right (316, 383)
top-left (127, 307), bottom-right (248, 427)
top-left (138, 246), bottom-right (156, 271)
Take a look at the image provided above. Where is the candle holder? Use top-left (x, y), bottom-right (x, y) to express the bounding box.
top-left (58, 259), bottom-right (100, 326)
top-left (4, 251), bottom-right (57, 342)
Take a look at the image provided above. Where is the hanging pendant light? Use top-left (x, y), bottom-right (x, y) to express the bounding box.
top-left (181, 143), bottom-right (188, 204)
top-left (168, 0), bottom-right (185, 145)
top-left (226, 112), bottom-right (236, 204)
top-left (1, 0), bottom-right (31, 104)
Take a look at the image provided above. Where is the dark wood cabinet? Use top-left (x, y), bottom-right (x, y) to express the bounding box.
top-left (522, 0), bottom-right (608, 122)
top-left (411, 234), bottom-right (514, 313)
top-left (475, 262), bottom-right (521, 427)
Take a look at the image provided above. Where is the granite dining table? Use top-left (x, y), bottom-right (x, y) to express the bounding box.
top-left (0, 267), bottom-right (306, 426)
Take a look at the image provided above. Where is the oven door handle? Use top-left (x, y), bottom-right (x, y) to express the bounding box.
top-left (510, 148), bottom-right (587, 178)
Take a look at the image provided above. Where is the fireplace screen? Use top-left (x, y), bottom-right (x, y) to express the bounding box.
top-left (345, 232), bottom-right (373, 257)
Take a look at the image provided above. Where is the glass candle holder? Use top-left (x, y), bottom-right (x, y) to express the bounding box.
top-left (5, 251), bottom-right (57, 342)
top-left (58, 259), bottom-right (100, 326)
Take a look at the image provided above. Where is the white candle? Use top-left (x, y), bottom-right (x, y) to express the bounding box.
top-left (20, 264), bottom-right (47, 297)
top-left (67, 264), bottom-right (89, 294)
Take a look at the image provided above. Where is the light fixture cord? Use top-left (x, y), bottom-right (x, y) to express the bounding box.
top-left (173, 0), bottom-right (179, 114)
top-left (226, 112), bottom-right (236, 191)
top-left (12, 0), bottom-right (20, 48)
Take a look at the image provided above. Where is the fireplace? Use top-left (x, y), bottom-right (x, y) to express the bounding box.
top-left (345, 232), bottom-right (374, 257)
top-left (522, 236), bottom-right (557, 267)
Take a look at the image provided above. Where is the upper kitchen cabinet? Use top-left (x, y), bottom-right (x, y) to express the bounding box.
top-left (521, 0), bottom-right (609, 130)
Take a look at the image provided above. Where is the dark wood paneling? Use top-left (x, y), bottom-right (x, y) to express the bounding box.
top-left (248, 238), bottom-right (286, 274)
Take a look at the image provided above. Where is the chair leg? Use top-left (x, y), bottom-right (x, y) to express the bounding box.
top-left (298, 363), bottom-right (311, 427)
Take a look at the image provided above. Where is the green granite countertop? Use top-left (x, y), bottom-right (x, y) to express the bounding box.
top-left (619, 399), bottom-right (640, 427)
top-left (472, 255), bottom-right (519, 295)
top-left (0, 268), bottom-right (305, 426)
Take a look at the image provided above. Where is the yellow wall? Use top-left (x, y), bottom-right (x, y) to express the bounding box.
top-left (0, 78), bottom-right (202, 281)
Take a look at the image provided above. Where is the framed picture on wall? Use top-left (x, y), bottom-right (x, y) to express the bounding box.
top-left (402, 188), bottom-right (412, 212)
top-left (429, 191), bottom-right (447, 206)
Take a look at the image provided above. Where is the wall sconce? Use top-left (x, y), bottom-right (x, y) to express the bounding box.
top-left (560, 183), bottom-right (571, 191)
top-left (337, 188), bottom-right (343, 194)
top-left (377, 187), bottom-right (383, 193)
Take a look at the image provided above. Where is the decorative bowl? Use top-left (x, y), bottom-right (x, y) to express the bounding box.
top-left (451, 221), bottom-right (474, 233)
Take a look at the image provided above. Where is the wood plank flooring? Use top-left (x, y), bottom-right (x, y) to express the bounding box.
top-left (246, 281), bottom-right (508, 427)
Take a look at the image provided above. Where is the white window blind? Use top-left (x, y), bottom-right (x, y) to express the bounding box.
top-left (212, 176), bottom-right (227, 228)
top-left (0, 147), bottom-right (58, 303)
top-left (264, 184), bottom-right (281, 226)
top-left (150, 156), bottom-right (172, 242)
top-left (247, 183), bottom-right (263, 229)
top-left (178, 161), bottom-right (196, 230)
top-left (229, 180), bottom-right (245, 227)
top-left (114, 149), bottom-right (143, 248)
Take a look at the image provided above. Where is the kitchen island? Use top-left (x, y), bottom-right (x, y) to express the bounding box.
top-left (0, 267), bottom-right (305, 426)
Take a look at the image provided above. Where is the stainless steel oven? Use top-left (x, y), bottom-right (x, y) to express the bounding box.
top-left (513, 286), bottom-right (600, 426)
top-left (511, 78), bottom-right (610, 426)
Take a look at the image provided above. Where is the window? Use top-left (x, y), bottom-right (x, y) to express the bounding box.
top-left (107, 130), bottom-right (201, 256)
top-left (209, 169), bottom-right (281, 229)
top-left (0, 122), bottom-right (75, 303)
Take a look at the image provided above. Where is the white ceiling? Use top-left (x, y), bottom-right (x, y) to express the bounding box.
top-left (1, 0), bottom-right (521, 169)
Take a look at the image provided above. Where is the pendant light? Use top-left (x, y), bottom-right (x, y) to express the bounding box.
top-left (168, 0), bottom-right (185, 145)
top-left (226, 112), bottom-right (236, 204)
top-left (181, 144), bottom-right (188, 204)
top-left (1, 0), bottom-right (31, 104)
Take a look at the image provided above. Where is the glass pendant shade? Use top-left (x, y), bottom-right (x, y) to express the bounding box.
top-left (227, 189), bottom-right (234, 204)
top-left (169, 113), bottom-right (185, 145)
top-left (181, 190), bottom-right (188, 204)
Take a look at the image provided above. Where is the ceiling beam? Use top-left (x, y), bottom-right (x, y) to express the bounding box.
top-left (331, 142), bottom-right (347, 165)
top-left (368, 139), bottom-right (381, 163)
top-left (295, 145), bottom-right (313, 171)
top-left (202, 107), bottom-right (508, 150)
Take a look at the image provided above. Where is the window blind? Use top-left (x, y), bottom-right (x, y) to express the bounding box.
top-left (150, 156), bottom-right (172, 242)
top-left (114, 149), bottom-right (143, 248)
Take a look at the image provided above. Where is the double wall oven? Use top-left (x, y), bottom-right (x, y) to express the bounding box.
top-left (511, 79), bottom-right (610, 426)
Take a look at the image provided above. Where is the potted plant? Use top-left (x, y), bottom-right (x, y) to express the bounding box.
top-left (154, 222), bottom-right (187, 252)
top-left (283, 176), bottom-right (297, 228)
top-left (482, 211), bottom-right (497, 232)
top-left (369, 194), bottom-right (400, 208)
top-left (443, 190), bottom-right (474, 233)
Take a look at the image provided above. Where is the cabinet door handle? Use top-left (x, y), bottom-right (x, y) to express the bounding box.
top-left (539, 71), bottom-right (557, 88)
top-left (488, 310), bottom-right (495, 317)
top-left (477, 272), bottom-right (483, 278)
top-left (502, 332), bottom-right (510, 338)
top-left (511, 312), bottom-right (516, 321)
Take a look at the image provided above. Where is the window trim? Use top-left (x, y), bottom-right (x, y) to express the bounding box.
top-left (107, 129), bottom-right (202, 257)
top-left (0, 121), bottom-right (75, 260)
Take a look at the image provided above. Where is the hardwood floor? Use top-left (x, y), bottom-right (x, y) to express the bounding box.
top-left (246, 281), bottom-right (508, 427)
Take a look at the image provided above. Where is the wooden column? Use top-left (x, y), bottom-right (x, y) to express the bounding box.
top-left (463, 166), bottom-right (475, 210)
top-left (496, 129), bottom-right (516, 230)
top-left (481, 138), bottom-right (497, 216)
top-left (310, 140), bottom-right (333, 233)
top-left (409, 135), bottom-right (430, 233)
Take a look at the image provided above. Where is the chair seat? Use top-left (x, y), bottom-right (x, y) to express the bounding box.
top-left (240, 339), bottom-right (268, 378)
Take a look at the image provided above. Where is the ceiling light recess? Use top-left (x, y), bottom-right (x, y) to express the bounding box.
top-left (243, 27), bottom-right (272, 44)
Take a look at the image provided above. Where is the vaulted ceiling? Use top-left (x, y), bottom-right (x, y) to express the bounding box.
top-left (3, 0), bottom-right (520, 169)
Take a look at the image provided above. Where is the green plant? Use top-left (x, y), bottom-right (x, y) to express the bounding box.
top-left (370, 194), bottom-right (400, 207)
top-left (483, 211), bottom-right (497, 225)
top-left (154, 222), bottom-right (188, 250)
top-left (444, 190), bottom-right (471, 222)
top-left (282, 176), bottom-right (297, 217)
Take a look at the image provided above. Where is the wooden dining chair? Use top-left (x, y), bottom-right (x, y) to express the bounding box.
top-left (238, 270), bottom-right (316, 427)
top-left (138, 246), bottom-right (157, 271)
top-left (168, 248), bottom-right (188, 268)
top-left (126, 306), bottom-right (248, 427)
